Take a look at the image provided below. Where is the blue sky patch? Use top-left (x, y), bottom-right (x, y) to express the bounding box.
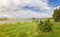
top-left (48, 0), bottom-right (60, 7)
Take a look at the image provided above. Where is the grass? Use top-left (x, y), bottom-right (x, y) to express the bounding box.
top-left (0, 21), bottom-right (60, 37)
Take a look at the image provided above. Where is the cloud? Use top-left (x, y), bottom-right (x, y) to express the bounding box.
top-left (0, 0), bottom-right (53, 18)
top-left (14, 10), bottom-right (52, 18)
top-left (54, 6), bottom-right (60, 9)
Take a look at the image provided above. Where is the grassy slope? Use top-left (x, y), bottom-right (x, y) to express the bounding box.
top-left (0, 22), bottom-right (37, 37)
top-left (0, 22), bottom-right (60, 37)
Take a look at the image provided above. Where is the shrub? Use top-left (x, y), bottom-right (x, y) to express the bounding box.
top-left (37, 19), bottom-right (53, 32)
top-left (36, 20), bottom-right (43, 31)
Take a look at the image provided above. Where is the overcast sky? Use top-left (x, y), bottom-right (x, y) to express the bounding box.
top-left (0, 0), bottom-right (60, 18)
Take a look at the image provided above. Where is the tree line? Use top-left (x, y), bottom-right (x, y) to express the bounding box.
top-left (53, 7), bottom-right (60, 22)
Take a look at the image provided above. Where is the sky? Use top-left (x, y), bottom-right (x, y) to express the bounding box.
top-left (0, 0), bottom-right (60, 18)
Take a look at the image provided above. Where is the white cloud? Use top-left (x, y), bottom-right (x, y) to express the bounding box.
top-left (0, 0), bottom-right (10, 7)
top-left (54, 6), bottom-right (60, 9)
top-left (0, 0), bottom-right (53, 18)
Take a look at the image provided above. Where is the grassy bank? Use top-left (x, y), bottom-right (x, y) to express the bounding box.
top-left (0, 22), bottom-right (60, 37)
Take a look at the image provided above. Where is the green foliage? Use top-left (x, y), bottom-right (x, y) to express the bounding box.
top-left (37, 19), bottom-right (53, 32)
top-left (53, 7), bottom-right (60, 22)
top-left (37, 20), bottom-right (43, 31)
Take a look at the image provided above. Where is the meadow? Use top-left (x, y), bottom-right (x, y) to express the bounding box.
top-left (0, 20), bottom-right (60, 37)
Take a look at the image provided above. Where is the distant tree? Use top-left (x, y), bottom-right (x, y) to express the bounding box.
top-left (32, 18), bottom-right (35, 22)
top-left (53, 7), bottom-right (60, 22)
top-left (4, 18), bottom-right (7, 20)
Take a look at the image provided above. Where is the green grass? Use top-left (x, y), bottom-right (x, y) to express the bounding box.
top-left (0, 22), bottom-right (60, 37)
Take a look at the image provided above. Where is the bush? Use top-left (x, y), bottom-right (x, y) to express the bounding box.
top-left (37, 19), bottom-right (53, 32)
top-left (54, 18), bottom-right (60, 22)
top-left (36, 20), bottom-right (43, 31)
